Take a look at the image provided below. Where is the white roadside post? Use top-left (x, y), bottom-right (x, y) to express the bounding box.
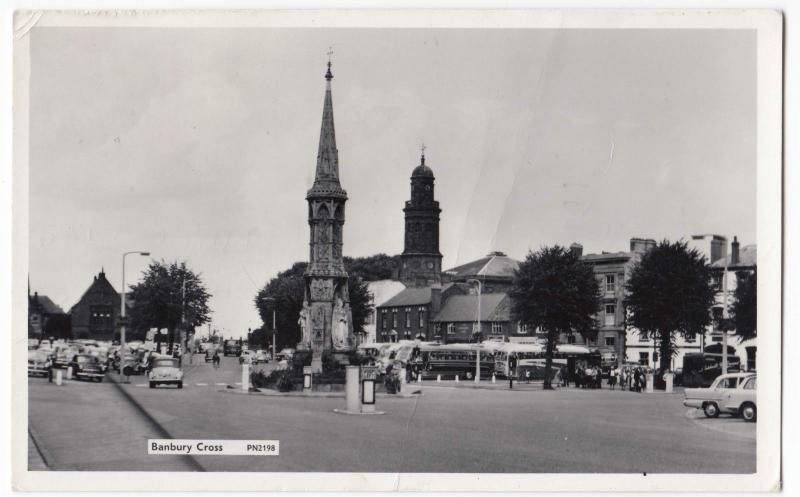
top-left (345, 365), bottom-right (360, 412)
top-left (241, 361), bottom-right (249, 392)
top-left (66, 366), bottom-right (73, 380)
top-left (303, 366), bottom-right (313, 391)
top-left (55, 368), bottom-right (63, 386)
top-left (664, 372), bottom-right (674, 393)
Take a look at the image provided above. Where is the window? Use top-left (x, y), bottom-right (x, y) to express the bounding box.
top-left (418, 307), bottom-right (426, 328)
top-left (381, 311), bottom-right (387, 329)
top-left (639, 352), bottom-right (649, 365)
top-left (491, 322), bottom-right (503, 334)
top-left (517, 323), bottom-right (529, 335)
top-left (712, 336), bottom-right (723, 343)
top-left (567, 335), bottom-right (576, 344)
top-left (434, 323), bottom-right (441, 337)
top-left (605, 274), bottom-right (616, 292)
top-left (405, 308), bottom-right (411, 328)
top-left (604, 304), bottom-right (616, 326)
top-left (743, 377), bottom-right (756, 390)
top-left (392, 310), bottom-right (397, 328)
top-left (605, 336), bottom-right (615, 347)
top-left (711, 273), bottom-right (723, 291)
top-left (447, 323), bottom-right (455, 335)
top-left (685, 334), bottom-right (696, 343)
top-left (715, 377), bottom-right (738, 390)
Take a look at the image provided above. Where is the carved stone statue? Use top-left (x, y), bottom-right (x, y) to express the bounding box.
top-left (298, 301), bottom-right (310, 347)
top-left (332, 298), bottom-right (349, 350)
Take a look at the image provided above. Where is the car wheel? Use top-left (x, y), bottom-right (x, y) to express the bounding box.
top-left (741, 402), bottom-right (757, 422)
top-left (177, 381), bottom-right (183, 389)
top-left (149, 381), bottom-right (156, 389)
top-left (703, 402), bottom-right (720, 418)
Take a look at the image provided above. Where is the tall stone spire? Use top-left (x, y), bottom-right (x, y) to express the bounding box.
top-left (302, 56), bottom-right (353, 371)
top-left (308, 58), bottom-right (346, 198)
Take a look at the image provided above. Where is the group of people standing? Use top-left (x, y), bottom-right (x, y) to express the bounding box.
top-left (560, 364), bottom-right (652, 392)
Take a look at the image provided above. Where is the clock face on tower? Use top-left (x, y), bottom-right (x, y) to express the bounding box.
top-left (426, 261), bottom-right (434, 269)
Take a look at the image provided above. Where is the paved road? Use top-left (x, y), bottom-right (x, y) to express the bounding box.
top-left (28, 356), bottom-right (755, 473)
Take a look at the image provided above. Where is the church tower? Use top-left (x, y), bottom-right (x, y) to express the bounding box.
top-left (301, 57), bottom-right (353, 371)
top-left (399, 149), bottom-right (443, 287)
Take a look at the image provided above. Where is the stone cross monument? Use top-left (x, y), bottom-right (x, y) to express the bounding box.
top-left (300, 58), bottom-right (353, 373)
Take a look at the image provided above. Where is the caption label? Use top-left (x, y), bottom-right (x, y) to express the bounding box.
top-left (148, 439), bottom-right (279, 456)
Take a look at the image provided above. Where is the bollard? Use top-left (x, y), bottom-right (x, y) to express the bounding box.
top-left (417, 373), bottom-right (422, 384)
top-left (241, 363), bottom-right (249, 392)
top-left (455, 375), bottom-right (459, 383)
top-left (56, 369), bottom-right (63, 386)
top-left (664, 372), bottom-right (674, 393)
top-left (66, 366), bottom-right (73, 380)
top-left (492, 374), bottom-right (496, 383)
top-left (345, 366), bottom-right (360, 413)
top-left (303, 366), bottom-right (313, 391)
top-left (400, 368), bottom-right (407, 385)
top-left (646, 373), bottom-right (654, 393)
top-left (436, 374), bottom-right (441, 383)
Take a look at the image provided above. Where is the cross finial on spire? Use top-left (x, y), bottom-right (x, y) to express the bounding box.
top-left (421, 143), bottom-right (426, 165)
top-left (325, 46), bottom-right (334, 81)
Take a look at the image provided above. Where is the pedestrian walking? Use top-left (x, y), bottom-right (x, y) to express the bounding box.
top-left (609, 367), bottom-right (618, 390)
top-left (212, 350), bottom-right (221, 369)
top-left (594, 367), bottom-right (602, 389)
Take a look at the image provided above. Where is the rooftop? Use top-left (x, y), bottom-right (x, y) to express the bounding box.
top-left (444, 252), bottom-right (520, 280)
top-left (711, 244), bottom-right (757, 269)
top-left (433, 293), bottom-right (510, 322)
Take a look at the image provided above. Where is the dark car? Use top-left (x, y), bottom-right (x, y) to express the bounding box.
top-left (68, 354), bottom-right (106, 382)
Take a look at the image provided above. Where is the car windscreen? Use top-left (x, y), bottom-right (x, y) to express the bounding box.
top-left (153, 359), bottom-right (178, 368)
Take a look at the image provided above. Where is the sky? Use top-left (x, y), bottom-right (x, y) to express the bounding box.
top-left (28, 27), bottom-right (756, 338)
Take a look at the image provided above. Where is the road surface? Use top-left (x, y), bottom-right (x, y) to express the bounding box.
top-left (28, 356), bottom-right (755, 473)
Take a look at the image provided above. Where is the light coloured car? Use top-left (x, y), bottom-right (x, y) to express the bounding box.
top-left (684, 372), bottom-right (757, 421)
top-left (148, 356), bottom-right (184, 389)
top-left (254, 350), bottom-right (269, 363)
top-left (28, 350), bottom-right (52, 377)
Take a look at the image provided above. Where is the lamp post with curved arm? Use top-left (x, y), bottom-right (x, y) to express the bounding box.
top-left (467, 278), bottom-right (482, 382)
top-left (120, 251), bottom-right (150, 351)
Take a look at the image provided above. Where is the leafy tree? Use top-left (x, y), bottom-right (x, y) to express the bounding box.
top-left (342, 254), bottom-right (401, 281)
top-left (731, 270), bottom-right (756, 341)
top-left (510, 246), bottom-right (600, 389)
top-left (254, 259), bottom-right (376, 350)
top-left (128, 261), bottom-right (212, 351)
top-left (625, 240), bottom-right (716, 380)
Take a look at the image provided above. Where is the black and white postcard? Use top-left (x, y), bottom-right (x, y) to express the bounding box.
top-left (10, 8), bottom-right (783, 493)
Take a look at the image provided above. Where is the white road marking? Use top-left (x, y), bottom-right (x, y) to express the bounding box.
top-left (135, 384), bottom-right (146, 387)
top-left (215, 383), bottom-right (227, 386)
top-left (235, 382), bottom-right (242, 385)
top-left (196, 383), bottom-right (208, 386)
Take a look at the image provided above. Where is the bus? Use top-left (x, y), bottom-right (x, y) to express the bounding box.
top-left (418, 343), bottom-right (494, 380)
top-left (494, 343), bottom-right (597, 380)
top-left (681, 351), bottom-right (742, 388)
top-left (223, 339), bottom-right (242, 357)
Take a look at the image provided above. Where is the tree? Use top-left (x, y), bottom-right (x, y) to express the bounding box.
top-left (128, 261), bottom-right (212, 351)
top-left (731, 269), bottom-right (756, 341)
top-left (510, 246), bottom-right (600, 389)
top-left (342, 254), bottom-right (401, 281)
top-left (254, 259), bottom-right (376, 350)
top-left (625, 240), bottom-right (716, 381)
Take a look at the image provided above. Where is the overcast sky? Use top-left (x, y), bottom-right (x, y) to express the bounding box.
top-left (28, 27), bottom-right (756, 337)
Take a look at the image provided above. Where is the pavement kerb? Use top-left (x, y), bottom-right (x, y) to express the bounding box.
top-left (219, 387), bottom-right (422, 399)
top-left (27, 425), bottom-right (54, 470)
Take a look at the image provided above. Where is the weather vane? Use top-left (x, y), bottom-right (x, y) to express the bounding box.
top-left (327, 46), bottom-right (334, 65)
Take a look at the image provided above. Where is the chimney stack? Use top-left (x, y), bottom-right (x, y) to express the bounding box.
top-left (731, 236), bottom-right (740, 266)
top-left (630, 237), bottom-right (657, 254)
top-left (569, 242), bottom-right (583, 258)
top-left (709, 235), bottom-right (727, 265)
top-left (431, 283), bottom-right (443, 315)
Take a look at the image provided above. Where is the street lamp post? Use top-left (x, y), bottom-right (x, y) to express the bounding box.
top-left (120, 251), bottom-right (150, 352)
top-left (261, 297), bottom-right (278, 361)
top-left (467, 278), bottom-right (482, 382)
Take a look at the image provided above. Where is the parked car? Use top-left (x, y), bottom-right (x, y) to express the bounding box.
top-left (683, 372), bottom-right (757, 421)
top-left (148, 356), bottom-right (184, 389)
top-left (28, 350), bottom-right (52, 377)
top-left (239, 350), bottom-right (254, 365)
top-left (253, 350), bottom-right (269, 364)
top-left (68, 354), bottom-right (106, 382)
top-left (275, 348), bottom-right (295, 362)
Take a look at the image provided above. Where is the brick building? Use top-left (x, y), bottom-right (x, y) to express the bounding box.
top-left (28, 291), bottom-right (69, 339)
top-left (69, 269), bottom-right (130, 341)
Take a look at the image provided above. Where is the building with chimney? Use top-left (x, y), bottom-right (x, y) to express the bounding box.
top-left (442, 251), bottom-right (520, 294)
top-left (399, 150), bottom-right (443, 287)
top-left (299, 58), bottom-right (353, 369)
